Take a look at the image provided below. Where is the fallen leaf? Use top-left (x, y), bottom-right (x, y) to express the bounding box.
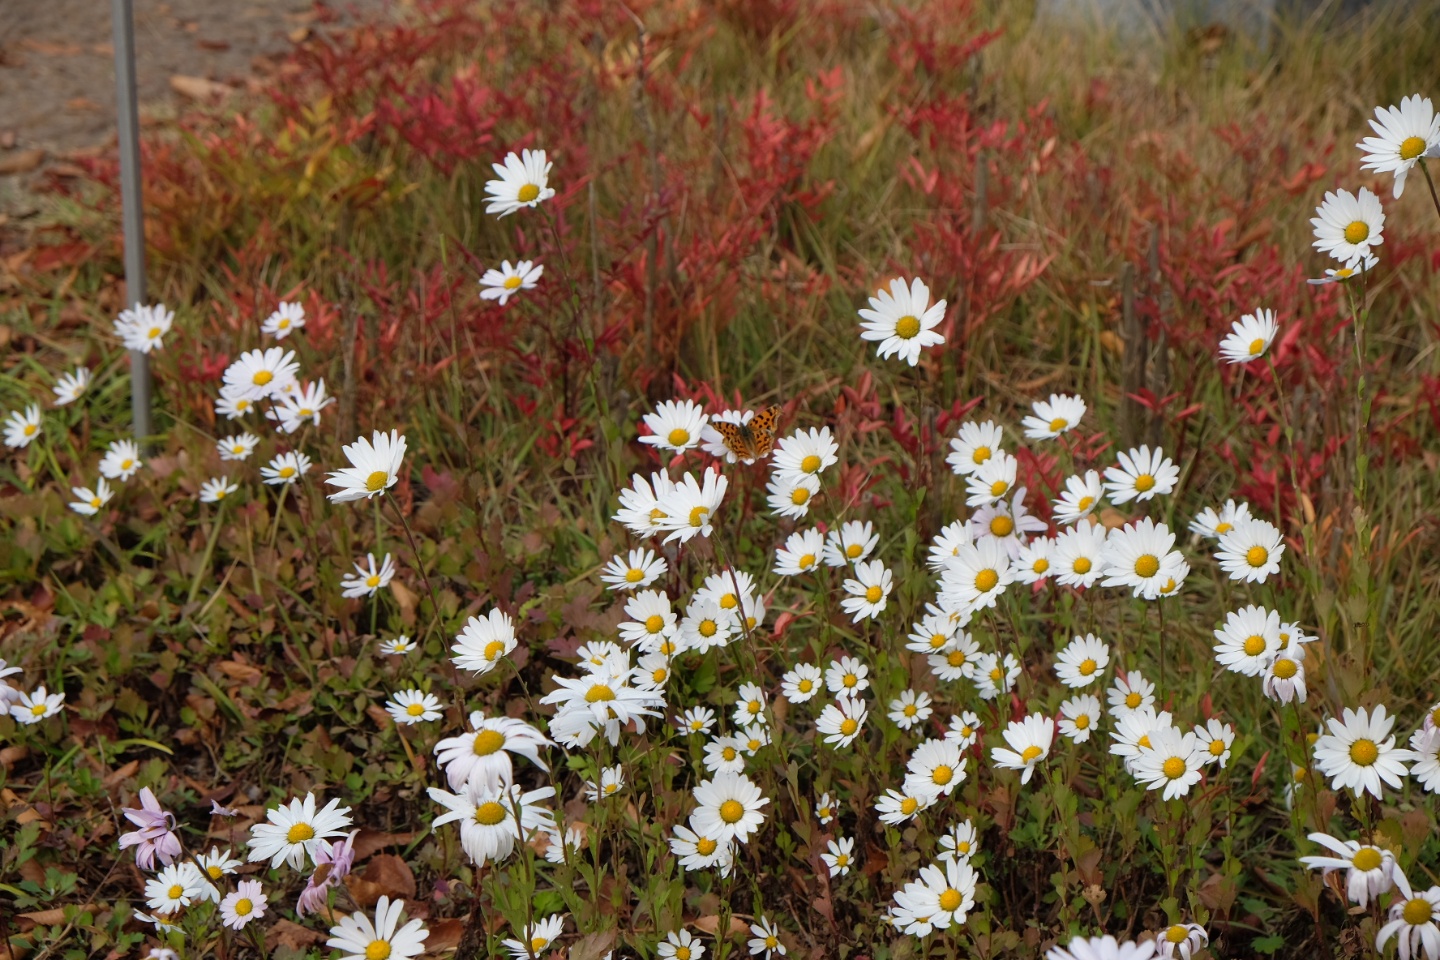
top-left (693, 915), bottom-right (750, 937)
top-left (0, 150), bottom-right (44, 176)
top-left (103, 759), bottom-right (140, 787)
top-left (216, 660), bottom-right (263, 685)
top-left (19, 905), bottom-right (98, 925)
top-left (568, 931), bottom-right (618, 960)
top-left (344, 854), bottom-right (416, 905)
top-left (169, 75), bottom-right (232, 101)
top-left (423, 918), bottom-right (464, 952)
top-left (352, 829), bottom-right (422, 861)
top-left (270, 919), bottom-right (324, 948)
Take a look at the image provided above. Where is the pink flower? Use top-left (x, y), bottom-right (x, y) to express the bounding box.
top-left (296, 830), bottom-right (359, 917)
top-left (118, 788), bottom-right (181, 871)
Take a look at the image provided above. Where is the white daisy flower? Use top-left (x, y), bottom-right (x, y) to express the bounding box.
top-left (600, 547), bottom-right (667, 591)
top-left (267, 379), bottom-right (335, 434)
top-left (1193, 719), bottom-right (1235, 768)
top-left (1012, 535), bottom-right (1054, 585)
top-left (668, 822), bottom-right (735, 875)
top-left (52, 367), bottom-right (91, 406)
top-left (1045, 935), bottom-right (1159, 960)
top-left (857, 276), bottom-right (946, 366)
top-left (771, 426), bottom-right (838, 479)
top-left (1103, 445), bottom-right (1179, 504)
top-left (544, 664), bottom-right (665, 749)
top-left (992, 713), bottom-right (1054, 784)
top-left (1375, 868), bottom-right (1440, 960)
top-left (1058, 694), bottom-right (1102, 743)
top-left (1023, 393), bottom-right (1087, 440)
top-left (1298, 832), bottom-right (1395, 908)
top-left (98, 439), bottom-right (144, 481)
top-left (703, 736), bottom-right (747, 775)
top-left (451, 609), bottom-right (517, 675)
top-left (944, 712), bottom-right (982, 749)
top-left (947, 420), bottom-right (1003, 476)
top-left (1410, 727), bottom-right (1440, 794)
top-left (964, 451), bottom-right (1018, 507)
top-left (890, 858), bottom-right (976, 937)
top-left (1101, 517), bottom-right (1186, 599)
top-left (780, 663), bottom-right (823, 703)
top-left (816, 694), bottom-right (868, 748)
top-left (655, 468), bottom-right (728, 543)
top-left (326, 430), bottom-right (407, 503)
top-left (733, 682), bottom-right (768, 727)
top-left (341, 553), bottom-right (395, 598)
top-left (501, 915), bottom-right (565, 960)
top-left (825, 656), bottom-right (870, 695)
top-left (215, 385), bottom-right (257, 420)
top-left (821, 836), bottom-right (855, 877)
top-left (774, 527), bottom-right (825, 577)
top-left (874, 788), bottom-right (933, 825)
top-left (479, 259), bottom-right (543, 306)
top-left (1109, 707), bottom-right (1173, 773)
top-left (972, 651), bottom-right (1021, 701)
top-left (429, 782), bottom-right (555, 867)
top-left (1218, 309), bottom-right (1279, 364)
top-left (907, 612), bottom-right (958, 656)
top-left (1054, 634), bottom-right (1109, 688)
top-left (583, 765), bottom-right (625, 802)
top-left (677, 707), bottom-right (717, 736)
top-left (888, 690), bottom-right (933, 730)
top-left (1157, 923), bottom-right (1208, 960)
top-left (1189, 499), bottom-right (1252, 539)
top-left (1131, 726), bottom-right (1205, 800)
top-left (247, 793), bottom-right (353, 870)
top-left (1358, 94), bottom-right (1440, 198)
top-left (814, 793), bottom-right (837, 824)
top-left (1213, 604), bottom-right (1281, 676)
top-left (839, 559), bottom-right (892, 621)
top-left (695, 568), bottom-right (757, 615)
top-left (939, 536), bottom-right (1016, 612)
top-left (640, 399), bottom-right (708, 454)
top-left (823, 520), bottom-right (879, 567)
top-left (379, 635), bottom-right (415, 656)
top-left (144, 862), bottom-right (207, 913)
top-left (678, 599), bottom-right (737, 655)
top-left (766, 471), bottom-right (820, 519)
top-left (222, 347), bottom-right (299, 402)
top-left (689, 772), bottom-right (769, 846)
top-left (1051, 521), bottom-right (1108, 589)
top-left (619, 589), bottom-right (678, 649)
top-left (385, 689), bottom-right (442, 725)
top-left (114, 302), bottom-right (174, 354)
top-left (1312, 704), bottom-right (1411, 799)
top-left (614, 471), bottom-right (674, 537)
top-left (198, 476), bottom-right (238, 503)
top-left (1053, 470), bottom-right (1103, 525)
top-left (632, 651), bottom-right (675, 689)
top-left (903, 737), bottom-right (967, 799)
top-left (10, 685), bottom-right (65, 723)
top-left (2, 405), bottom-right (41, 449)
top-left (1262, 647), bottom-right (1307, 704)
top-left (1107, 670), bottom-right (1155, 716)
top-left (1216, 517), bottom-right (1284, 583)
top-left (484, 149), bottom-right (555, 217)
top-left (927, 519), bottom-right (974, 571)
top-left (1308, 254), bottom-right (1379, 285)
top-left (68, 478), bottom-right (114, 516)
top-left (217, 433), bottom-right (260, 461)
top-left (969, 487), bottom-right (1047, 558)
top-left (658, 929), bottom-right (706, 960)
top-left (261, 301), bottom-right (306, 339)
top-left (261, 450), bottom-right (312, 485)
top-left (1311, 186), bottom-right (1385, 268)
top-left (928, 633), bottom-right (981, 682)
top-left (939, 820), bottom-right (979, 862)
top-left (219, 879), bottom-right (267, 930)
top-left (326, 895), bottom-right (428, 960)
top-left (747, 916), bottom-right (787, 958)
top-left (433, 712), bottom-right (551, 792)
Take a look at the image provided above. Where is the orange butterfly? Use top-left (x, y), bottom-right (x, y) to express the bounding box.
top-left (712, 406), bottom-right (780, 462)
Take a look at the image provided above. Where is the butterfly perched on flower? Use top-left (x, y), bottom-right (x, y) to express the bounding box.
top-left (711, 407), bottom-right (780, 463)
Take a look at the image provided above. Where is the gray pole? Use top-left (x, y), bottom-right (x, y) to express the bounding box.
top-left (111, 0), bottom-right (153, 445)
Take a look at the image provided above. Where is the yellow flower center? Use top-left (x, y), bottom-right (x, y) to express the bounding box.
top-left (1077, 496), bottom-right (1094, 511)
top-left (89, 497), bottom-right (101, 508)
top-left (1403, 897), bottom-right (1434, 925)
top-left (746, 701), bottom-right (761, 715)
top-left (1134, 555), bottom-right (1159, 578)
top-left (1021, 745), bottom-right (1042, 762)
top-left (1133, 474), bottom-right (1155, 493)
top-left (252, 370), bottom-right (273, 386)
top-left (625, 567), bottom-right (644, 582)
top-left (644, 614), bottom-right (665, 633)
top-left (364, 470), bottom-right (389, 492)
top-left (1048, 417), bottom-right (1068, 432)
top-left (796, 454), bottom-right (822, 476)
top-left (989, 667), bottom-right (1003, 683)
top-left (1072, 557), bottom-right (1092, 575)
top-left (1343, 221), bottom-right (1370, 244)
top-left (1074, 714), bottom-right (1091, 730)
top-left (696, 837), bottom-right (717, 855)
top-left (1352, 847), bottom-right (1382, 871)
top-left (799, 553), bottom-right (816, 569)
top-left (1273, 658), bottom-right (1298, 679)
top-left (975, 568), bottom-right (999, 592)
top-left (483, 639), bottom-right (506, 661)
top-left (718, 799), bottom-right (745, 824)
top-left (286, 823), bottom-right (315, 843)
top-left (1248, 338), bottom-right (1265, 356)
top-left (474, 801), bottom-right (507, 825)
top-left (406, 702), bottom-right (425, 716)
top-left (1432, 706), bottom-right (1440, 726)
top-left (932, 765), bottom-right (953, 786)
top-left (1032, 558), bottom-right (1050, 574)
top-left (1162, 757), bottom-right (1187, 779)
top-left (1078, 658), bottom-right (1097, 676)
top-left (718, 593), bottom-right (737, 609)
top-left (279, 466), bottom-right (295, 478)
top-left (649, 507), bottom-right (666, 522)
top-left (989, 479), bottom-right (1009, 496)
top-left (864, 585), bottom-right (883, 603)
top-left (148, 326), bottom-right (162, 338)
top-left (839, 718), bottom-right (859, 736)
top-left (1399, 136), bottom-right (1428, 161)
top-left (279, 318), bottom-right (290, 328)
top-left (1125, 692), bottom-right (1142, 709)
top-left (667, 427), bottom-right (690, 446)
top-left (1215, 522), bottom-right (1233, 535)
top-left (688, 506), bottom-right (709, 528)
top-left (1349, 739), bottom-right (1379, 766)
top-left (845, 543), bottom-right (863, 558)
top-left (585, 684), bottom-right (615, 703)
top-left (972, 446), bottom-right (991, 464)
top-left (786, 487), bottom-right (809, 507)
top-left (1243, 635), bottom-right (1267, 656)
top-left (797, 679), bottom-right (814, 693)
top-left (947, 650), bottom-right (967, 667)
top-left (213, 489), bottom-right (227, 500)
top-left (1165, 925), bottom-right (1188, 944)
top-left (677, 949), bottom-right (692, 960)
top-left (835, 853), bottom-right (849, 866)
top-left (365, 940), bottom-right (392, 960)
top-left (1209, 739), bottom-right (1226, 757)
top-left (658, 639), bottom-right (678, 655)
top-left (23, 424), bottom-right (36, 436)
top-left (1138, 735), bottom-right (1152, 749)
top-left (234, 897), bottom-right (253, 916)
top-left (472, 729), bottom-right (506, 755)
top-left (722, 746), bottom-right (737, 761)
top-left (207, 865), bottom-right (224, 879)
top-left (765, 936), bottom-right (779, 949)
top-left (167, 884), bottom-right (184, 899)
top-left (531, 936), bottom-right (548, 951)
top-left (651, 668), bottom-right (666, 683)
top-left (928, 633), bottom-right (948, 649)
top-left (903, 704), bottom-right (917, 717)
top-left (503, 275), bottom-right (523, 290)
top-left (900, 797), bottom-right (919, 815)
top-left (1246, 546), bottom-right (1269, 567)
top-left (366, 574), bottom-right (381, 588)
top-left (990, 515), bottom-right (1015, 537)
top-left (894, 315), bottom-right (921, 339)
top-left (938, 888), bottom-right (963, 912)
top-left (957, 841), bottom-right (971, 854)
top-left (698, 619), bottom-right (717, 638)
top-left (517, 183), bottom-right (541, 203)
top-left (121, 458), bottom-right (134, 469)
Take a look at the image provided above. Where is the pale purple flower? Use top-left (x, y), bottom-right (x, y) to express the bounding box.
top-left (209, 799), bottom-right (239, 817)
top-left (296, 830), bottom-right (359, 917)
top-left (118, 788), bottom-right (181, 870)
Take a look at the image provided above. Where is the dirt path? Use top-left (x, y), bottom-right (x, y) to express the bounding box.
top-left (0, 0), bottom-right (391, 213)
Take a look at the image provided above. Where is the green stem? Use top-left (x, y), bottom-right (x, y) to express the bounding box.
top-left (1419, 159), bottom-right (1440, 227)
top-left (187, 499), bottom-right (227, 607)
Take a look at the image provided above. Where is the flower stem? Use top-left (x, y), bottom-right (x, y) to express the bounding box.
top-left (1419, 159), bottom-right (1440, 226)
top-left (187, 500), bottom-right (227, 607)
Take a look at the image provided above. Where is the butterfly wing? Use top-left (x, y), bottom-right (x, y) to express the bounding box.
top-left (748, 406), bottom-right (780, 459)
top-left (712, 420), bottom-right (754, 461)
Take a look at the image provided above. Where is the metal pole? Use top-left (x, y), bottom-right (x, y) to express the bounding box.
top-left (111, 0), bottom-right (152, 444)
